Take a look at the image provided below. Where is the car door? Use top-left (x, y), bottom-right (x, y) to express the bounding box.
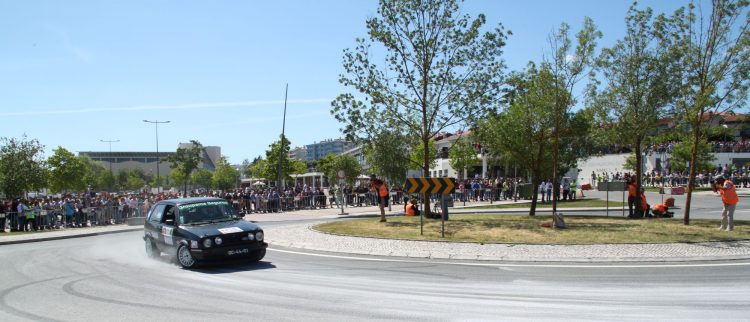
top-left (145, 204), bottom-right (166, 250)
top-left (158, 205), bottom-right (178, 251)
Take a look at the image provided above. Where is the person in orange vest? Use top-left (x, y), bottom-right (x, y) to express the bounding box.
top-left (651, 203), bottom-right (673, 218)
top-left (714, 175), bottom-right (739, 231)
top-left (627, 177), bottom-right (637, 218)
top-left (369, 175), bottom-right (389, 223)
top-left (405, 199), bottom-right (420, 217)
top-left (638, 188), bottom-right (650, 218)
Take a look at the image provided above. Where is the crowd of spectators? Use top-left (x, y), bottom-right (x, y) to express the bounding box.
top-left (455, 177), bottom-right (525, 202)
top-left (596, 140), bottom-right (750, 156)
top-left (589, 162), bottom-right (750, 189)
top-left (0, 177), bottom-right (536, 233)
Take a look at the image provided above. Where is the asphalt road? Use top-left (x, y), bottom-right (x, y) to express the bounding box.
top-left (1, 224), bottom-right (749, 321)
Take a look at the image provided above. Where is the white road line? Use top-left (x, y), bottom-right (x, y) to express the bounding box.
top-left (268, 247), bottom-right (750, 269)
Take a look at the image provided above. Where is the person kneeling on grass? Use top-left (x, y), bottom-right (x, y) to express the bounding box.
top-left (405, 199), bottom-right (420, 217)
top-left (634, 189), bottom-right (651, 218)
top-left (651, 203), bottom-right (674, 218)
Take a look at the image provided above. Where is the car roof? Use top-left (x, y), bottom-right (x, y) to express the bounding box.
top-left (156, 197), bottom-right (228, 206)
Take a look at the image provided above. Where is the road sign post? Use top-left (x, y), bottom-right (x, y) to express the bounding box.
top-left (404, 177), bottom-right (456, 236)
top-left (337, 170), bottom-right (346, 216)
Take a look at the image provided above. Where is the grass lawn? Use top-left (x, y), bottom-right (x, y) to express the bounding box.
top-left (469, 198), bottom-right (625, 209)
top-left (315, 215), bottom-right (750, 244)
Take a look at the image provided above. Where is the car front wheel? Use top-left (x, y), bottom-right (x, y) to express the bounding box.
top-left (176, 244), bottom-right (196, 268)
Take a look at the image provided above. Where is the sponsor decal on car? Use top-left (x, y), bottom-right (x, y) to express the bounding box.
top-left (161, 227), bottom-right (175, 245)
top-left (177, 201), bottom-right (228, 210)
top-left (218, 227), bottom-right (243, 234)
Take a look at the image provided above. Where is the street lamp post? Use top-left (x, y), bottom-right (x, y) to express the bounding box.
top-left (143, 120), bottom-right (170, 193)
top-left (100, 139), bottom-right (119, 191)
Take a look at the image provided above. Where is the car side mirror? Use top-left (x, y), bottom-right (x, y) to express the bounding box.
top-left (165, 219), bottom-right (175, 226)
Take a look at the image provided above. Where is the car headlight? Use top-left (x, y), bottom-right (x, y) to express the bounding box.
top-left (255, 231), bottom-right (264, 242)
top-left (214, 237), bottom-right (223, 245)
top-left (247, 232), bottom-right (255, 241)
top-left (202, 238), bottom-right (213, 248)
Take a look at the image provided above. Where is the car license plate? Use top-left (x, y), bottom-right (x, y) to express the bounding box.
top-left (227, 248), bottom-right (249, 256)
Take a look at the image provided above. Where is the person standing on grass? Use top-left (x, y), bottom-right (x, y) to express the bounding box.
top-left (714, 175), bottom-right (739, 232)
top-left (369, 175), bottom-right (389, 223)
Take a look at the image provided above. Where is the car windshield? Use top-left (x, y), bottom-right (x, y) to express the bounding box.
top-left (178, 201), bottom-right (237, 224)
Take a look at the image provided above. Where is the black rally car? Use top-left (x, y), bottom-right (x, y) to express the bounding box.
top-left (143, 197), bottom-right (267, 268)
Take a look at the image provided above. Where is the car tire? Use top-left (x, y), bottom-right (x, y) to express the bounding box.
top-left (176, 244), bottom-right (196, 268)
top-left (145, 238), bottom-right (159, 259)
top-left (249, 248), bottom-right (266, 263)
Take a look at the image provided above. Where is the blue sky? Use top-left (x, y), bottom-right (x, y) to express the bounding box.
top-left (1, 0), bottom-right (682, 164)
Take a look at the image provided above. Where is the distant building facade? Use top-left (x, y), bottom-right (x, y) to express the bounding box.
top-left (79, 143), bottom-right (222, 179)
top-left (288, 146), bottom-right (307, 161)
top-left (304, 139), bottom-right (353, 161)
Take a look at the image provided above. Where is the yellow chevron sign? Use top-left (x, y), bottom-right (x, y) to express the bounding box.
top-left (404, 177), bottom-right (456, 195)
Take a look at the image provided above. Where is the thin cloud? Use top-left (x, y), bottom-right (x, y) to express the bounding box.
top-left (0, 98), bottom-right (333, 117)
top-left (191, 110), bottom-right (331, 130)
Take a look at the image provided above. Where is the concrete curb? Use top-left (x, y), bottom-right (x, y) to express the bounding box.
top-left (0, 227), bottom-right (143, 246)
top-left (265, 222), bottom-right (750, 263)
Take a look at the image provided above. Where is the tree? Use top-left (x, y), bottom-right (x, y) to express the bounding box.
top-left (213, 156), bottom-right (239, 191)
top-left (656, 0), bottom-right (750, 224)
top-left (290, 159), bottom-right (307, 176)
top-left (47, 146), bottom-right (87, 194)
top-left (448, 136), bottom-right (479, 180)
top-left (259, 135), bottom-right (297, 187)
top-left (545, 17), bottom-right (601, 217)
top-left (332, 0), bottom-right (509, 215)
top-left (322, 154), bottom-right (363, 187)
top-left (590, 4), bottom-right (677, 215)
top-left (80, 156), bottom-right (110, 191)
top-left (166, 140), bottom-right (204, 196)
top-left (0, 136), bottom-right (48, 197)
top-left (475, 66), bottom-right (556, 216)
top-left (192, 168), bottom-right (214, 190)
top-left (363, 127), bottom-right (412, 185)
top-left (669, 139), bottom-right (716, 173)
top-left (125, 171), bottom-right (147, 191)
top-left (245, 156), bottom-right (265, 179)
top-left (116, 170), bottom-right (129, 191)
top-left (316, 154), bottom-right (337, 179)
top-left (410, 139), bottom-right (439, 171)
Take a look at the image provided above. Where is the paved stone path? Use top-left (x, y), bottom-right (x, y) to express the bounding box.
top-left (265, 222), bottom-right (750, 262)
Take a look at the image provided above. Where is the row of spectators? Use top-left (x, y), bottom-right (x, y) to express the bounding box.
top-left (592, 140), bottom-right (750, 156)
top-left (590, 166), bottom-right (750, 189)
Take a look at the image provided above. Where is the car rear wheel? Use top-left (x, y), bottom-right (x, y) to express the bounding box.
top-left (176, 244), bottom-right (196, 268)
top-left (249, 248), bottom-right (266, 263)
top-left (145, 238), bottom-right (159, 258)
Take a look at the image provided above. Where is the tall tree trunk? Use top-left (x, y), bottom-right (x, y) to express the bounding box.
top-left (634, 143), bottom-right (642, 214)
top-left (684, 128), bottom-right (701, 225)
top-left (423, 135), bottom-right (431, 216)
top-left (529, 174), bottom-right (539, 217)
top-left (552, 108), bottom-right (560, 219)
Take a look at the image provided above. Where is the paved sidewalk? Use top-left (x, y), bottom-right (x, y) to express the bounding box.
top-left (3, 200), bottom-right (750, 262)
top-left (0, 225), bottom-right (142, 245)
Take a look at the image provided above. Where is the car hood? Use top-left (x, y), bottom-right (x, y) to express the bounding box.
top-left (179, 220), bottom-right (261, 237)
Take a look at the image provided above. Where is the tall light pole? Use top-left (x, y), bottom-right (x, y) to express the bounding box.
top-left (143, 120), bottom-right (170, 193)
top-left (100, 139), bottom-right (119, 192)
top-left (277, 84), bottom-right (288, 191)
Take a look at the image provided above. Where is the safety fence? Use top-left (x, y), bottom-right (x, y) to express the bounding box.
top-left (0, 202), bottom-right (149, 232)
top-left (230, 189), bottom-right (527, 214)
